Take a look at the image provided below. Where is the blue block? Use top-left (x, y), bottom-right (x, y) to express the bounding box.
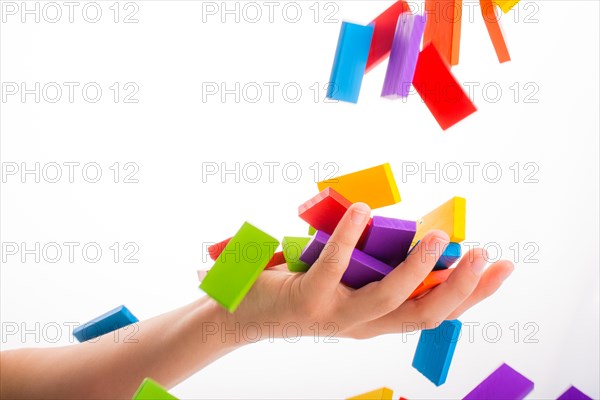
top-left (73, 305), bottom-right (138, 342)
top-left (327, 22), bottom-right (374, 103)
top-left (434, 242), bottom-right (461, 270)
top-left (412, 319), bottom-right (462, 386)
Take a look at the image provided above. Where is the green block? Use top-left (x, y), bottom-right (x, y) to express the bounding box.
top-left (132, 378), bottom-right (177, 400)
top-left (282, 236), bottom-right (311, 272)
top-left (200, 222), bottom-right (279, 313)
top-left (308, 225), bottom-right (316, 236)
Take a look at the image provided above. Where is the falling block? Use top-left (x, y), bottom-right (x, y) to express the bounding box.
top-left (435, 242), bottom-right (461, 270)
top-left (480, 0), bottom-right (511, 63)
top-left (132, 378), bottom-right (178, 400)
top-left (493, 0), bottom-right (519, 14)
top-left (209, 236), bottom-right (283, 269)
top-left (327, 22), bottom-right (374, 103)
top-left (347, 387), bottom-right (394, 400)
top-left (409, 268), bottom-right (453, 299)
top-left (200, 222), bottom-right (279, 313)
top-left (365, 0), bottom-right (411, 73)
top-left (382, 13), bottom-right (427, 98)
top-left (557, 386), bottom-right (592, 400)
top-left (463, 363), bottom-right (534, 399)
top-left (360, 216), bottom-right (416, 267)
top-left (300, 231), bottom-right (393, 289)
top-left (299, 187), bottom-right (353, 234)
top-left (412, 44), bottom-right (477, 130)
top-left (317, 163), bottom-right (401, 209)
top-left (414, 197), bottom-right (466, 243)
top-left (282, 236), bottom-right (311, 272)
top-left (423, 0), bottom-right (462, 66)
top-left (412, 319), bottom-right (462, 386)
top-left (73, 305), bottom-right (138, 342)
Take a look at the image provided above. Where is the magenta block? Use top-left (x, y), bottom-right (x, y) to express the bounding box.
top-left (382, 13), bottom-right (426, 98)
top-left (300, 231), bottom-right (393, 289)
top-left (557, 386), bottom-right (592, 400)
top-left (360, 216), bottom-right (416, 267)
top-left (463, 363), bottom-right (534, 400)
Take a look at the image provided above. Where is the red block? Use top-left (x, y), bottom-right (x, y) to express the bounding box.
top-left (412, 44), bottom-right (477, 130)
top-left (208, 236), bottom-right (283, 269)
top-left (365, 0), bottom-right (411, 73)
top-left (265, 251), bottom-right (286, 268)
top-left (298, 188), bottom-right (353, 234)
top-left (409, 268), bottom-right (453, 299)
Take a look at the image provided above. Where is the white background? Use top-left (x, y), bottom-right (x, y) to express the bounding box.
top-left (1, 1), bottom-right (599, 399)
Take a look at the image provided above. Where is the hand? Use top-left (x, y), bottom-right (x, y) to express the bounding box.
top-left (222, 203), bottom-right (514, 341)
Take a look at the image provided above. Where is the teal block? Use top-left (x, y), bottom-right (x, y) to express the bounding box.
top-left (200, 222), bottom-right (278, 313)
top-left (412, 320), bottom-right (462, 386)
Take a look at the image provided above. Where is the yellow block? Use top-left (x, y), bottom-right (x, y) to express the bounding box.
top-left (317, 163), bottom-right (401, 210)
top-left (493, 0), bottom-right (520, 13)
top-left (414, 197), bottom-right (466, 243)
top-left (347, 387), bottom-right (394, 400)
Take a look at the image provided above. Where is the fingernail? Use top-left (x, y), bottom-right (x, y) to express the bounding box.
top-left (350, 204), bottom-right (370, 225)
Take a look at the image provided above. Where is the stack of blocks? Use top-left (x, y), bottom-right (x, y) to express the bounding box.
top-left (326, 0), bottom-right (517, 130)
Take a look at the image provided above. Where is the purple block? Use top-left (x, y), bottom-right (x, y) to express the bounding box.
top-left (557, 386), bottom-right (592, 400)
top-left (463, 363), bottom-right (534, 400)
top-left (360, 216), bottom-right (416, 267)
top-left (300, 231), bottom-right (393, 289)
top-left (382, 13), bottom-right (426, 98)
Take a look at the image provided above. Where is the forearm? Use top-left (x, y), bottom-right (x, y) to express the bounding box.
top-left (0, 296), bottom-right (241, 399)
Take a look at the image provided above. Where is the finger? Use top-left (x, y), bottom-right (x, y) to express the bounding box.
top-left (302, 203), bottom-right (371, 301)
top-left (341, 230), bottom-right (449, 323)
top-left (446, 260), bottom-right (514, 319)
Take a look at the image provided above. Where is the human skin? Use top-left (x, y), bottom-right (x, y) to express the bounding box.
top-left (0, 203), bottom-right (514, 399)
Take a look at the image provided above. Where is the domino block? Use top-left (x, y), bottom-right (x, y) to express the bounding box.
top-left (300, 231), bottom-right (394, 289)
top-left (382, 13), bottom-right (427, 98)
top-left (365, 0), bottom-right (411, 73)
top-left (299, 187), bottom-right (353, 234)
top-left (209, 236), bottom-right (283, 269)
top-left (493, 0), bottom-right (519, 14)
top-left (347, 387), bottom-right (394, 400)
top-left (414, 197), bottom-right (466, 243)
top-left (73, 305), bottom-right (138, 342)
top-left (327, 22), bottom-right (374, 103)
top-left (463, 363), bottom-right (534, 399)
top-left (360, 216), bottom-right (416, 267)
top-left (412, 44), bottom-right (477, 130)
top-left (423, 0), bottom-right (462, 66)
top-left (412, 319), bottom-right (462, 386)
top-left (200, 222), bottom-right (279, 313)
top-left (317, 163), bottom-right (401, 209)
top-left (435, 242), bottom-right (461, 270)
top-left (480, 0), bottom-right (511, 63)
top-left (557, 386), bottom-right (592, 400)
top-left (409, 268), bottom-right (453, 299)
top-left (132, 378), bottom-right (178, 400)
top-left (282, 236), bottom-right (311, 272)
top-left (308, 225), bottom-right (316, 236)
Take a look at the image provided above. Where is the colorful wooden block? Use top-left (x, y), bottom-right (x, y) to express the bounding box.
top-left (317, 163), bottom-right (401, 210)
top-left (327, 22), bottom-right (374, 103)
top-left (209, 236), bottom-right (283, 269)
top-left (412, 319), bottom-right (462, 386)
top-left (300, 231), bottom-right (394, 289)
top-left (412, 44), bottom-right (477, 130)
top-left (347, 387), bottom-right (394, 400)
top-left (480, 0), bottom-right (511, 63)
top-left (414, 197), bottom-right (466, 243)
top-left (132, 378), bottom-right (178, 400)
top-left (308, 225), bottom-right (317, 236)
top-left (282, 236), bottom-right (311, 272)
top-left (382, 13), bottom-right (427, 98)
top-left (463, 363), bottom-right (534, 399)
top-left (360, 216), bottom-right (416, 267)
top-left (299, 187), bottom-right (353, 234)
top-left (409, 268), bottom-right (453, 299)
top-left (557, 386), bottom-right (592, 400)
top-left (423, 0), bottom-right (462, 66)
top-left (493, 0), bottom-right (520, 14)
top-left (73, 305), bottom-right (138, 342)
top-left (434, 242), bottom-right (461, 270)
top-left (365, 0), bottom-right (411, 73)
top-left (200, 222), bottom-right (279, 313)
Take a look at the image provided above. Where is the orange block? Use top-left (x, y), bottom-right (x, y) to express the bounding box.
top-left (480, 0), bottom-right (511, 63)
top-left (423, 0), bottom-right (462, 66)
top-left (409, 269), bottom-right (453, 299)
